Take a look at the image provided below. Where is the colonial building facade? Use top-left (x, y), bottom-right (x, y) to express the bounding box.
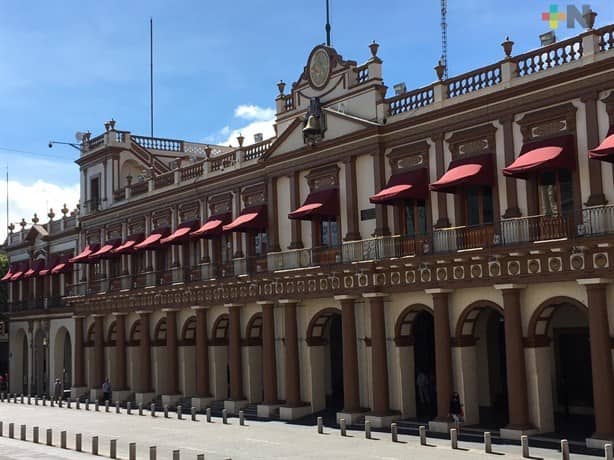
top-left (4, 16), bottom-right (614, 448)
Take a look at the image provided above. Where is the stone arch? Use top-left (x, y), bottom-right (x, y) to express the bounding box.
top-left (394, 303), bottom-right (433, 346)
top-left (107, 321), bottom-right (117, 346)
top-left (209, 313), bottom-right (230, 400)
top-left (306, 307), bottom-right (341, 346)
top-left (12, 328), bottom-right (29, 394)
top-left (179, 315), bottom-right (197, 397)
top-left (211, 314), bottom-right (229, 346)
top-left (245, 313), bottom-right (263, 346)
top-left (153, 318), bottom-right (167, 344)
top-left (85, 323), bottom-right (95, 346)
top-left (244, 313), bottom-right (263, 403)
top-left (181, 316), bottom-right (196, 345)
top-left (527, 296), bottom-right (588, 343)
top-left (129, 320), bottom-right (141, 344)
top-left (33, 328), bottom-right (49, 396)
top-left (119, 158), bottom-right (145, 188)
top-left (53, 326), bottom-right (72, 392)
top-left (455, 300), bottom-right (504, 344)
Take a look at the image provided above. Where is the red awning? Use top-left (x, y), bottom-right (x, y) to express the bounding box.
top-left (160, 221), bottom-right (199, 245)
top-left (370, 169), bottom-right (428, 204)
top-left (223, 206), bottom-right (267, 233)
top-left (112, 234), bottom-right (144, 255)
top-left (134, 228), bottom-right (170, 251)
top-left (24, 259), bottom-right (45, 278)
top-left (89, 239), bottom-right (122, 261)
top-left (589, 126), bottom-right (614, 163)
top-left (503, 135), bottom-right (575, 179)
top-left (70, 244), bottom-right (101, 264)
top-left (10, 262), bottom-right (27, 281)
top-left (51, 256), bottom-right (73, 275)
top-left (430, 154), bottom-right (494, 193)
top-left (1, 264), bottom-right (15, 282)
top-left (191, 214), bottom-right (231, 239)
top-left (288, 188), bottom-right (339, 220)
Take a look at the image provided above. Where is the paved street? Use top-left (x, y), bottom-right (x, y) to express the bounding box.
top-left (0, 401), bottom-right (602, 459)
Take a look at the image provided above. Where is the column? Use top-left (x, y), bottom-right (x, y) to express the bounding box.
top-left (427, 289), bottom-right (453, 421)
top-left (233, 190), bottom-right (243, 258)
top-left (500, 116), bottom-right (521, 218)
top-left (138, 311), bottom-right (152, 393)
top-left (73, 316), bottom-right (85, 388)
top-left (496, 285), bottom-right (531, 429)
top-left (336, 296), bottom-right (360, 412)
top-left (114, 313), bottom-right (127, 390)
top-left (583, 93), bottom-right (606, 206)
top-left (227, 304), bottom-right (244, 401)
top-left (366, 294), bottom-right (390, 415)
top-left (372, 143), bottom-right (390, 236)
top-left (432, 135), bottom-right (450, 227)
top-left (266, 177), bottom-right (281, 253)
top-left (93, 315), bottom-right (104, 388)
top-left (194, 307), bottom-right (211, 397)
top-left (282, 300), bottom-right (301, 406)
top-left (260, 302), bottom-right (278, 404)
top-left (165, 309), bottom-right (179, 395)
top-left (344, 157), bottom-right (361, 241)
top-left (289, 172), bottom-right (303, 249)
top-left (579, 279), bottom-right (614, 439)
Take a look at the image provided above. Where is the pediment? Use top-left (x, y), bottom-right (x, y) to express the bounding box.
top-left (24, 224), bottom-right (48, 243)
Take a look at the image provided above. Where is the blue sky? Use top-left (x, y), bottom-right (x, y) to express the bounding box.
top-left (0, 0), bottom-right (613, 237)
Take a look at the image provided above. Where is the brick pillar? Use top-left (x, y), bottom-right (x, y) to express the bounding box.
top-left (283, 301), bottom-right (301, 406)
top-left (337, 296), bottom-right (360, 412)
top-left (165, 310), bottom-right (179, 395)
top-left (138, 311), bottom-right (152, 393)
top-left (114, 313), bottom-right (127, 390)
top-left (260, 302), bottom-right (278, 404)
top-left (194, 307), bottom-right (211, 397)
top-left (93, 315), bottom-right (105, 388)
top-left (367, 294), bottom-right (390, 415)
top-left (428, 289), bottom-right (453, 421)
top-left (227, 304), bottom-right (244, 401)
top-left (73, 316), bottom-right (85, 387)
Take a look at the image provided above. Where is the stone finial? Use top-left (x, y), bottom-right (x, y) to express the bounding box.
top-left (104, 121), bottom-right (111, 132)
top-left (434, 60), bottom-right (446, 81)
top-left (237, 133), bottom-right (245, 148)
top-left (204, 145), bottom-right (212, 159)
top-left (501, 36), bottom-right (514, 59)
top-left (109, 118), bottom-right (116, 130)
top-left (369, 40), bottom-right (379, 59)
top-left (61, 204), bottom-right (69, 218)
top-left (583, 8), bottom-right (597, 30)
top-left (82, 131), bottom-right (91, 142)
top-left (32, 213), bottom-right (39, 224)
top-left (19, 218), bottom-right (26, 230)
top-left (47, 209), bottom-right (55, 220)
top-left (277, 80), bottom-right (286, 96)
top-left (8, 223), bottom-right (14, 233)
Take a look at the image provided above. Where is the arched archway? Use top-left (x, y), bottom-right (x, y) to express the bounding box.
top-left (12, 329), bottom-right (29, 394)
top-left (306, 308), bottom-right (343, 412)
top-left (395, 304), bottom-right (435, 419)
top-left (152, 318), bottom-right (168, 394)
top-left (527, 297), bottom-right (593, 438)
top-left (126, 319), bottom-right (141, 391)
top-left (179, 316), bottom-right (197, 397)
top-left (53, 327), bottom-right (72, 395)
top-left (244, 313), bottom-right (263, 403)
top-left (454, 301), bottom-right (507, 427)
top-left (33, 328), bottom-right (49, 396)
top-left (210, 314), bottom-right (230, 400)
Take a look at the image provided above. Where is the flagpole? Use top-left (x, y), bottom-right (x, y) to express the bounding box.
top-left (150, 17), bottom-right (154, 138)
top-left (325, 0), bottom-right (331, 46)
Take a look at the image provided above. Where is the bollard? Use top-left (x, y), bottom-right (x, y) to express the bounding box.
top-left (561, 439), bottom-right (569, 460)
top-left (43, 397), bottom-right (47, 406)
top-left (110, 439), bottom-right (117, 459)
top-left (419, 425), bottom-right (427, 446)
top-left (9, 423), bottom-right (14, 438)
top-left (521, 435), bottom-right (529, 458)
top-left (317, 416), bottom-right (323, 434)
top-left (46, 428), bottom-right (52, 446)
top-left (76, 433), bottom-right (82, 452)
top-left (0, 392), bottom-right (3, 401)
top-left (177, 405), bottom-right (182, 420)
top-left (164, 405), bottom-right (169, 418)
top-left (222, 408), bottom-right (228, 424)
top-left (365, 420), bottom-right (371, 439)
top-left (197, 455), bottom-right (205, 460)
top-left (206, 407), bottom-right (212, 423)
top-left (67, 399), bottom-right (71, 409)
top-left (150, 402), bottom-right (156, 417)
top-left (35, 396), bottom-right (39, 406)
top-left (85, 399), bottom-right (89, 410)
top-left (239, 410), bottom-right (245, 426)
top-left (92, 436), bottom-right (99, 455)
top-left (191, 407), bottom-right (197, 421)
top-left (149, 446), bottom-right (157, 460)
top-left (605, 444), bottom-right (613, 460)
top-left (484, 431), bottom-right (492, 454)
top-left (20, 424), bottom-right (26, 441)
top-left (33, 426), bottom-right (39, 444)
top-left (105, 400), bottom-right (110, 412)
top-left (0, 421), bottom-right (3, 436)
top-left (340, 418), bottom-right (346, 437)
top-left (27, 395), bottom-right (31, 405)
top-left (391, 423), bottom-right (398, 442)
top-left (20, 394), bottom-right (24, 404)
top-left (95, 400), bottom-right (99, 412)
top-left (76, 400), bottom-right (80, 410)
top-left (116, 401), bottom-right (120, 414)
top-left (450, 428), bottom-right (458, 449)
top-left (172, 450), bottom-right (180, 460)
top-left (127, 401), bottom-right (132, 415)
top-left (60, 430), bottom-right (67, 449)
top-left (58, 398), bottom-right (63, 408)
top-left (129, 442), bottom-right (136, 460)
top-left (139, 403), bottom-right (143, 416)
top-left (51, 398), bottom-right (55, 407)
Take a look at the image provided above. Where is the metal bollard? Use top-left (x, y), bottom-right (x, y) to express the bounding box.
top-left (177, 405), bottom-right (182, 420)
top-left (484, 431), bottom-right (492, 454)
top-left (110, 439), bottom-right (117, 459)
top-left (317, 416), bottom-right (323, 434)
top-left (149, 446), bottom-right (157, 460)
top-left (46, 428), bottom-right (52, 446)
top-left (605, 444), bottom-right (613, 460)
top-left (164, 405), bottom-right (169, 418)
top-left (20, 424), bottom-right (26, 441)
top-left (95, 400), bottom-right (99, 411)
top-left (0, 421), bottom-right (3, 436)
top-left (222, 408), bottom-right (228, 424)
top-left (33, 426), bottom-right (39, 444)
top-left (116, 401), bottom-right (120, 414)
top-left (129, 442), bottom-right (136, 460)
top-left (76, 433), bottom-right (82, 452)
top-left (521, 435), bottom-right (529, 458)
top-left (365, 420), bottom-right (371, 439)
top-left (239, 410), bottom-right (245, 426)
top-left (191, 407), bottom-right (197, 421)
top-left (197, 455), bottom-right (205, 460)
top-left (206, 407), bottom-right (212, 423)
top-left (450, 428), bottom-right (458, 449)
top-left (59, 399), bottom-right (64, 408)
top-left (50, 398), bottom-right (55, 407)
top-left (391, 423), bottom-right (398, 442)
top-left (76, 399), bottom-right (80, 409)
top-left (27, 395), bottom-right (31, 405)
top-left (172, 450), bottom-right (180, 460)
top-left (340, 418), bottom-right (346, 436)
top-left (20, 394), bottom-right (24, 404)
top-left (127, 401), bottom-right (132, 415)
top-left (139, 403), bottom-right (143, 416)
top-left (9, 423), bottom-right (14, 438)
top-left (67, 399), bottom-right (71, 409)
top-left (151, 402), bottom-right (156, 417)
top-left (419, 425), bottom-right (427, 445)
top-left (60, 430), bottom-right (67, 449)
top-left (35, 396), bottom-right (39, 406)
top-left (43, 397), bottom-right (47, 406)
top-left (561, 439), bottom-right (569, 460)
top-left (92, 436), bottom-right (99, 455)
top-left (105, 400), bottom-right (110, 412)
top-left (85, 399), bottom-right (89, 410)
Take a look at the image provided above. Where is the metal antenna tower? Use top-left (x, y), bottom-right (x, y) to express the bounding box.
top-left (440, 0), bottom-right (448, 79)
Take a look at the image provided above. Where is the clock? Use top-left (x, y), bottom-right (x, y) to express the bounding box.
top-left (308, 47), bottom-right (331, 89)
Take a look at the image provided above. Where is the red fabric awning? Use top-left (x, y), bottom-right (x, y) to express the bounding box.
top-left (503, 134), bottom-right (575, 179)
top-left (589, 126), bottom-right (614, 163)
top-left (112, 234), bottom-right (144, 255)
top-left (223, 206), bottom-right (267, 233)
top-left (51, 256), bottom-right (73, 275)
top-left (70, 244), bottom-right (101, 264)
top-left (134, 228), bottom-right (170, 251)
top-left (1, 264), bottom-right (16, 282)
top-left (288, 188), bottom-right (340, 220)
top-left (89, 239), bottom-right (122, 261)
top-left (370, 169), bottom-right (428, 204)
top-left (160, 221), bottom-right (199, 245)
top-left (10, 262), bottom-right (28, 281)
top-left (24, 259), bottom-right (45, 278)
top-left (430, 154), bottom-right (494, 193)
top-left (191, 214), bottom-right (231, 239)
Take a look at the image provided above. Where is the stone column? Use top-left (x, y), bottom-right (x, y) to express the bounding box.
top-left (496, 285), bottom-right (531, 430)
top-left (288, 173), bottom-right (303, 249)
top-left (114, 313), bottom-right (127, 390)
top-left (427, 289), bottom-right (453, 422)
top-left (164, 309), bottom-right (179, 395)
top-left (232, 190), bottom-right (243, 258)
top-left (93, 315), bottom-right (105, 388)
top-left (582, 93), bottom-right (606, 206)
top-left (282, 300), bottom-right (301, 406)
top-left (227, 304), bottom-right (244, 401)
top-left (372, 143), bottom-right (390, 236)
top-left (432, 134), bottom-right (450, 228)
top-left (138, 311), bottom-right (152, 393)
top-left (365, 294), bottom-right (390, 415)
top-left (579, 279), bottom-right (614, 440)
top-left (73, 316), bottom-right (85, 387)
top-left (500, 116), bottom-right (521, 218)
top-left (266, 177), bottom-right (281, 253)
top-left (194, 307), bottom-right (211, 397)
top-left (335, 296), bottom-right (360, 412)
top-left (259, 301), bottom-right (278, 404)
top-left (343, 157), bottom-right (361, 241)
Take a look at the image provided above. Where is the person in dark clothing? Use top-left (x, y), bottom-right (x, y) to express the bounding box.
top-left (102, 378), bottom-right (112, 402)
top-left (449, 392), bottom-right (464, 430)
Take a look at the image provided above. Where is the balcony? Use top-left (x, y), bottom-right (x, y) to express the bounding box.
top-left (7, 297), bottom-right (67, 313)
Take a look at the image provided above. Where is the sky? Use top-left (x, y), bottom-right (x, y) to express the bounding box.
top-left (0, 0), bottom-right (613, 239)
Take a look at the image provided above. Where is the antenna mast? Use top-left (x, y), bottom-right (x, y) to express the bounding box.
top-left (150, 17), bottom-right (154, 138)
top-left (325, 0), bottom-right (331, 46)
top-left (440, 0), bottom-right (448, 79)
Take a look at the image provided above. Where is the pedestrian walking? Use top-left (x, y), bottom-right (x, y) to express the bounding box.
top-left (53, 378), bottom-right (62, 401)
top-left (416, 371), bottom-right (430, 407)
top-left (102, 378), bottom-right (112, 402)
top-left (449, 392), bottom-right (464, 432)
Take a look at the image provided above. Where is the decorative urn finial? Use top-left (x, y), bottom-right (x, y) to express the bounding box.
top-left (61, 203), bottom-right (69, 218)
top-left (369, 40), bottom-right (379, 59)
top-left (434, 60), bottom-right (446, 81)
top-left (277, 80), bottom-right (286, 96)
top-left (109, 118), bottom-right (116, 130)
top-left (48, 208), bottom-right (55, 220)
top-left (19, 218), bottom-right (26, 230)
top-left (583, 7), bottom-right (597, 30)
top-left (8, 223), bottom-right (14, 233)
top-left (237, 133), bottom-right (245, 148)
top-left (32, 213), bottom-right (39, 224)
top-left (501, 36), bottom-right (514, 59)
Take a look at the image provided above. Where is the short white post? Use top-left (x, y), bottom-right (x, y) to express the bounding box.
top-left (561, 439), bottom-right (569, 460)
top-left (484, 431), bottom-right (492, 454)
top-left (419, 425), bottom-right (427, 445)
top-left (129, 442), bottom-right (136, 460)
top-left (149, 445), bottom-right (156, 460)
top-left (391, 423), bottom-right (398, 442)
top-left (239, 410), bottom-right (245, 426)
top-left (177, 405), bottom-right (182, 420)
top-left (110, 439), bottom-right (117, 459)
top-left (450, 428), bottom-right (458, 449)
top-left (222, 408), bottom-right (228, 424)
top-left (20, 424), bottom-right (26, 441)
top-left (317, 416), bottom-right (323, 434)
top-left (605, 444), bottom-right (613, 460)
top-left (172, 449), bottom-right (180, 460)
top-left (164, 405), bottom-right (169, 418)
top-left (127, 401), bottom-right (132, 415)
top-left (340, 418), bottom-right (346, 436)
top-left (33, 426), bottom-right (39, 443)
top-left (76, 433), bottom-right (82, 452)
top-left (521, 435), bottom-right (529, 458)
top-left (206, 407), bottom-right (212, 423)
top-left (365, 420), bottom-right (371, 439)
top-left (191, 407), bottom-right (197, 421)
top-left (46, 428), bottom-right (52, 446)
top-left (92, 436), bottom-right (99, 455)
top-left (150, 402), bottom-right (156, 417)
top-left (60, 430), bottom-right (67, 449)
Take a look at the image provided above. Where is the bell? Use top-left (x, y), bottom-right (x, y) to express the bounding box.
top-left (303, 115), bottom-right (321, 136)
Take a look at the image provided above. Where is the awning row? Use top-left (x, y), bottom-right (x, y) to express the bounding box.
top-left (1, 256), bottom-right (73, 282)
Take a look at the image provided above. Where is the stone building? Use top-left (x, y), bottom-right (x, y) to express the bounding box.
top-left (3, 15), bottom-right (614, 448)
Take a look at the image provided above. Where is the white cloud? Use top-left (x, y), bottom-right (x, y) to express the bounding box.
top-left (205, 104), bottom-right (276, 147)
top-left (0, 180), bottom-right (80, 241)
top-left (234, 105), bottom-right (275, 122)
top-left (222, 119), bottom-right (276, 147)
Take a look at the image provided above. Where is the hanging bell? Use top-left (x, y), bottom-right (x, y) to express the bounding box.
top-left (302, 115), bottom-right (321, 136)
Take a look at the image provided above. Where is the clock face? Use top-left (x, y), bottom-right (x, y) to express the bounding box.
top-left (309, 48), bottom-right (330, 89)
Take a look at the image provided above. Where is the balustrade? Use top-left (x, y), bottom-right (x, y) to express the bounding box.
top-left (447, 63), bottom-right (501, 98)
top-left (514, 35), bottom-right (583, 77)
top-left (387, 85), bottom-right (434, 116)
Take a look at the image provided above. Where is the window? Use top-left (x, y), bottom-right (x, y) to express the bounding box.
top-left (155, 248), bottom-right (169, 271)
top-left (538, 170), bottom-right (573, 216)
top-left (221, 234), bottom-right (232, 263)
top-left (465, 186), bottom-right (494, 226)
top-left (254, 232), bottom-right (268, 257)
top-left (109, 259), bottom-right (121, 279)
top-left (402, 200), bottom-right (427, 237)
top-left (188, 239), bottom-right (200, 267)
top-left (320, 219), bottom-right (339, 247)
top-left (132, 251), bottom-right (146, 273)
top-left (89, 177), bottom-right (100, 211)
